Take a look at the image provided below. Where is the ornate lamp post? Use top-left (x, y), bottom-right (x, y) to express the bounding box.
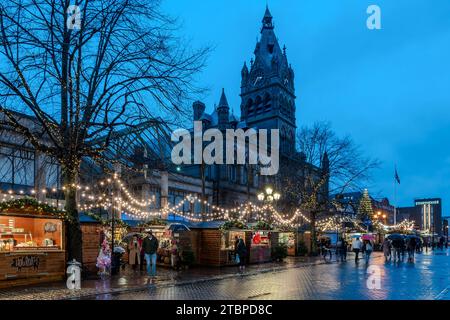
top-left (257, 187), bottom-right (281, 223)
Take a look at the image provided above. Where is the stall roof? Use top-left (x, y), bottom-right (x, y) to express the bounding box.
top-left (188, 220), bottom-right (227, 229)
top-left (79, 212), bottom-right (100, 223)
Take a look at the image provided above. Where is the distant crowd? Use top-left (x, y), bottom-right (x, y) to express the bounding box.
top-left (318, 235), bottom-right (448, 264)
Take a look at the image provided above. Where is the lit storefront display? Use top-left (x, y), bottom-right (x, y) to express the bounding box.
top-left (0, 205), bottom-right (66, 288)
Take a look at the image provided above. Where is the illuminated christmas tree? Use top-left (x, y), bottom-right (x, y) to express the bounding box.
top-left (358, 189), bottom-right (373, 220)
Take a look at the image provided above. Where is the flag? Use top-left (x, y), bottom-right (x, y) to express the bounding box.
top-left (394, 167), bottom-right (400, 184)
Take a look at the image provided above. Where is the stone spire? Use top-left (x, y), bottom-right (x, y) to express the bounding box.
top-left (262, 5), bottom-right (273, 30)
top-left (218, 88), bottom-right (229, 109)
top-left (217, 88), bottom-right (230, 130)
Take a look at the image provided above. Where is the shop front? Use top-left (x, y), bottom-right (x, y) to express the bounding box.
top-left (129, 222), bottom-right (198, 268)
top-left (0, 205), bottom-right (66, 288)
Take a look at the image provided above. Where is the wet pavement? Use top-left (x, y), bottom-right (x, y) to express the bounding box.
top-left (0, 256), bottom-right (324, 300)
top-left (89, 249), bottom-right (450, 300)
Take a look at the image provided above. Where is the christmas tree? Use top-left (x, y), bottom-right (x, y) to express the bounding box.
top-left (358, 189), bottom-right (373, 220)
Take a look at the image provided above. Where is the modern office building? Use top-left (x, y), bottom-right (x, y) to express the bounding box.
top-left (398, 198), bottom-right (442, 235)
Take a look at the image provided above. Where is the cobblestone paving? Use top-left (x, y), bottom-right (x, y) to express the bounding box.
top-left (92, 250), bottom-right (450, 300)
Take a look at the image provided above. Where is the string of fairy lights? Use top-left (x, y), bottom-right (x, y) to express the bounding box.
top-left (0, 173), bottom-right (415, 230)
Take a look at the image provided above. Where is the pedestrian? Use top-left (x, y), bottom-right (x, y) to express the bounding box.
top-left (391, 238), bottom-right (403, 262)
top-left (170, 239), bottom-right (180, 270)
top-left (128, 235), bottom-right (141, 270)
top-left (236, 238), bottom-right (247, 272)
top-left (336, 237), bottom-right (347, 262)
top-left (363, 240), bottom-right (373, 264)
top-left (142, 230), bottom-right (159, 278)
top-left (351, 237), bottom-right (362, 263)
top-left (382, 238), bottom-right (391, 262)
top-left (400, 238), bottom-right (406, 261)
top-left (407, 237), bottom-right (417, 262)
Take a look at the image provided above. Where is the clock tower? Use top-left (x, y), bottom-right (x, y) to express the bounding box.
top-left (240, 6), bottom-right (296, 157)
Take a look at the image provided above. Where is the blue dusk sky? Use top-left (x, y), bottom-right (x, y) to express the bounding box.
top-left (162, 0), bottom-right (450, 214)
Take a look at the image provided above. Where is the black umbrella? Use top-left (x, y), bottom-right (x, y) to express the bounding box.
top-left (406, 235), bottom-right (421, 240)
top-left (122, 232), bottom-right (142, 242)
top-left (387, 233), bottom-right (404, 240)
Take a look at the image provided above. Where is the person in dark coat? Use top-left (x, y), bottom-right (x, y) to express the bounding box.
top-left (142, 230), bottom-right (159, 277)
top-left (236, 238), bottom-right (247, 271)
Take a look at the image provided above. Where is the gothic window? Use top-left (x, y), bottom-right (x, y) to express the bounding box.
top-left (246, 98), bottom-right (254, 117)
top-left (281, 127), bottom-right (287, 154)
top-left (263, 94), bottom-right (272, 111)
top-left (281, 96), bottom-right (287, 115)
top-left (255, 96), bottom-right (263, 114)
top-left (289, 130), bottom-right (294, 153)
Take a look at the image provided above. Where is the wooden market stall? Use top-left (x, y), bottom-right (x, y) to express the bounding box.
top-left (128, 221), bottom-right (199, 268)
top-left (191, 221), bottom-right (277, 267)
top-left (0, 199), bottom-right (66, 288)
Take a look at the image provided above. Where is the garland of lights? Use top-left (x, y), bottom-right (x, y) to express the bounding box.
top-left (0, 197), bottom-right (73, 222)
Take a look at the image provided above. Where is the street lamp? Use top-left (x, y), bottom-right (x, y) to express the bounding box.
top-left (257, 187), bottom-right (281, 223)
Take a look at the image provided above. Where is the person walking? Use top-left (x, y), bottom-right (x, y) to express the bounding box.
top-left (407, 237), bottom-right (417, 262)
top-left (170, 239), bottom-right (179, 270)
top-left (337, 237), bottom-right (347, 262)
top-left (142, 230), bottom-right (159, 278)
top-left (363, 240), bottom-right (373, 264)
top-left (236, 238), bottom-right (247, 272)
top-left (391, 238), bottom-right (403, 262)
top-left (128, 235), bottom-right (141, 270)
top-left (382, 238), bottom-right (392, 262)
top-left (351, 237), bottom-right (362, 263)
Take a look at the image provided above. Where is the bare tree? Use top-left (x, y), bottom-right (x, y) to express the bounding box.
top-left (279, 122), bottom-right (379, 254)
top-left (0, 0), bottom-right (209, 261)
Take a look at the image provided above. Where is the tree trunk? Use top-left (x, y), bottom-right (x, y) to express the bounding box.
top-left (310, 211), bottom-right (318, 256)
top-left (63, 166), bottom-right (83, 263)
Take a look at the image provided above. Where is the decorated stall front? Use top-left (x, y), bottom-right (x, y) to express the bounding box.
top-left (191, 220), bottom-right (249, 267)
top-left (0, 199), bottom-right (67, 288)
top-left (194, 220), bottom-right (277, 266)
top-left (131, 220), bottom-right (198, 268)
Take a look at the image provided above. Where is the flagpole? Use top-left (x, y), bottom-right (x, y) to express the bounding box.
top-left (393, 165), bottom-right (397, 225)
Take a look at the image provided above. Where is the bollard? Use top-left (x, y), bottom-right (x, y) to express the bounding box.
top-left (66, 259), bottom-right (82, 290)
